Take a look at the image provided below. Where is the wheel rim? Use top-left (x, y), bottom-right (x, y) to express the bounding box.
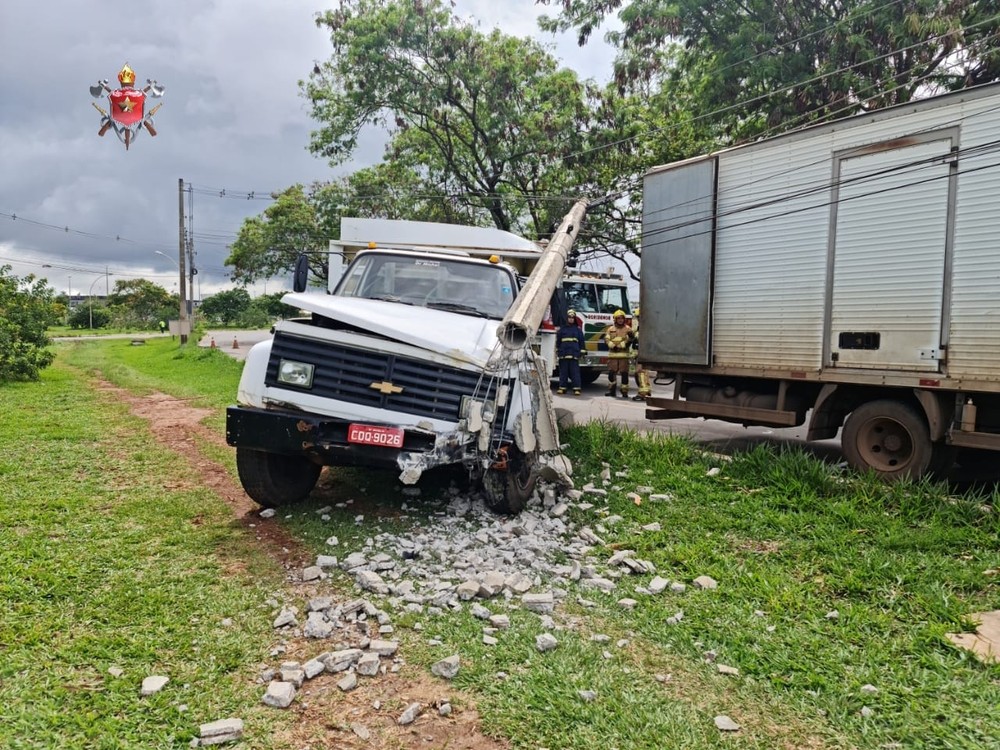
top-left (855, 416), bottom-right (916, 472)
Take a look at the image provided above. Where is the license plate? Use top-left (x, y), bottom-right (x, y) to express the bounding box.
top-left (347, 423), bottom-right (404, 448)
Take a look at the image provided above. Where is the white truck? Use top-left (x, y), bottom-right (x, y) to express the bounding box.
top-left (226, 205), bottom-right (586, 512)
top-left (640, 82), bottom-right (1000, 479)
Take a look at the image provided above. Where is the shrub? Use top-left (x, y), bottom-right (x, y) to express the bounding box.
top-left (0, 265), bottom-right (58, 382)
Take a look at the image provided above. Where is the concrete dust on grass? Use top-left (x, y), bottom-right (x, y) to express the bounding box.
top-left (98, 381), bottom-right (509, 750)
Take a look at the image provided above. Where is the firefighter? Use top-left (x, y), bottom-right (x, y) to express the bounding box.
top-left (556, 309), bottom-right (586, 396)
top-left (630, 306), bottom-right (652, 401)
top-left (603, 309), bottom-right (635, 397)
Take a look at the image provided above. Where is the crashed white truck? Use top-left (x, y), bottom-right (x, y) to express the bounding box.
top-left (226, 202), bottom-right (586, 513)
top-left (640, 82), bottom-right (1000, 480)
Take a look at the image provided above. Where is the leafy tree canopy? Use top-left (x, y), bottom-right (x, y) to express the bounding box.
top-left (0, 266), bottom-right (58, 383)
top-left (305, 0), bottom-right (597, 236)
top-left (199, 287), bottom-right (253, 326)
top-left (539, 0), bottom-right (1000, 140)
top-left (107, 278), bottom-right (173, 329)
top-left (226, 160), bottom-right (486, 284)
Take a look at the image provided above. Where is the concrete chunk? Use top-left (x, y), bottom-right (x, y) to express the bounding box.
top-left (431, 654), bottom-right (461, 679)
top-left (140, 675), bottom-right (169, 696)
top-left (356, 652), bottom-right (381, 677)
top-left (398, 702), bottom-right (422, 725)
top-left (199, 718), bottom-right (244, 746)
top-left (324, 648), bottom-right (363, 672)
top-left (368, 639), bottom-right (399, 656)
top-left (262, 681), bottom-right (296, 709)
top-left (522, 592), bottom-right (554, 614)
top-left (356, 570), bottom-right (390, 594)
top-left (536, 633), bottom-right (558, 652)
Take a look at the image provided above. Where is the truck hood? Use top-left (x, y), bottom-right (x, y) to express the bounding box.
top-left (283, 292), bottom-right (502, 366)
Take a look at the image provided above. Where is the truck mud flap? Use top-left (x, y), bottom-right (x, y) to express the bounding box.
top-left (226, 406), bottom-right (436, 469)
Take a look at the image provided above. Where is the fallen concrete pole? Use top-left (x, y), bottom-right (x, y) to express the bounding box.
top-left (497, 199), bottom-right (588, 350)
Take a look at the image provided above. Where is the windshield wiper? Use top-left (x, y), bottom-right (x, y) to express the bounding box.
top-left (369, 294), bottom-right (413, 305)
top-left (425, 302), bottom-right (489, 317)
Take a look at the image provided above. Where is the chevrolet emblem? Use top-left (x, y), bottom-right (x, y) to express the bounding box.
top-left (369, 380), bottom-right (403, 395)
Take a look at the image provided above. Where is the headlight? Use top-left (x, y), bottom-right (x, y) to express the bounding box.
top-left (277, 359), bottom-right (315, 388)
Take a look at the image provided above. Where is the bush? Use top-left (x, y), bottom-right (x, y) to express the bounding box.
top-left (68, 304), bottom-right (111, 330)
top-left (0, 265), bottom-right (58, 382)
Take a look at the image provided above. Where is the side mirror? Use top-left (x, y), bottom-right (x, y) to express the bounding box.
top-left (550, 287), bottom-right (568, 326)
top-left (293, 254), bottom-right (309, 293)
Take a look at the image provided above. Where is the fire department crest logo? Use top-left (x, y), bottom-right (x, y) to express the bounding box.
top-left (89, 63), bottom-right (164, 150)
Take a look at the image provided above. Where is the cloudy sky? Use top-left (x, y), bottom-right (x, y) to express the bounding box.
top-left (0, 0), bottom-right (617, 301)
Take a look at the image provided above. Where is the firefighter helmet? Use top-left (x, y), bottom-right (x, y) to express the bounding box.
top-left (613, 309), bottom-right (626, 319)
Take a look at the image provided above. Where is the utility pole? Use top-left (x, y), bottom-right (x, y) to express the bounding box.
top-left (177, 177), bottom-right (189, 344)
top-left (187, 183), bottom-right (196, 321)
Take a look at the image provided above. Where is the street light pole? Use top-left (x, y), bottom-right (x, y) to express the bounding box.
top-left (88, 275), bottom-right (105, 329)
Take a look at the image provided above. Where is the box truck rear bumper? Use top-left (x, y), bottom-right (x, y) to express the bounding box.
top-left (226, 405), bottom-right (443, 469)
top-left (645, 397), bottom-right (799, 427)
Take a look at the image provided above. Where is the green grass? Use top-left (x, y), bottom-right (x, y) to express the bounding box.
top-left (21, 340), bottom-right (1000, 749)
top-left (0, 356), bottom-right (291, 749)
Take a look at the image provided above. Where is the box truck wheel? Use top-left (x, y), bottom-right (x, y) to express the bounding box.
top-left (482, 447), bottom-right (536, 515)
top-left (842, 400), bottom-right (932, 480)
top-left (236, 447), bottom-right (322, 508)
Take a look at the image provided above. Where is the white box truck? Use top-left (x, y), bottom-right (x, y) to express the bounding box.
top-left (640, 83), bottom-right (1000, 479)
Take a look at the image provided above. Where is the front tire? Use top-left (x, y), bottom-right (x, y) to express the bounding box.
top-left (482, 447), bottom-right (537, 515)
top-left (235, 447), bottom-right (322, 508)
top-left (842, 400), bottom-right (932, 480)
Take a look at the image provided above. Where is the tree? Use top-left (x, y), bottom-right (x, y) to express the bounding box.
top-left (304, 0), bottom-right (596, 237)
top-left (68, 304), bottom-right (111, 330)
top-left (199, 288), bottom-right (253, 325)
top-left (226, 185), bottom-right (332, 286)
top-left (0, 266), bottom-right (58, 383)
top-left (252, 292), bottom-right (297, 321)
top-left (539, 0), bottom-right (1000, 140)
top-left (227, 163), bottom-right (477, 284)
top-left (106, 279), bottom-right (173, 329)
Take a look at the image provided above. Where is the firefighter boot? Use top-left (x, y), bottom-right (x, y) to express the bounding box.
top-left (557, 388), bottom-right (566, 395)
top-left (573, 388), bottom-right (581, 396)
top-left (605, 381), bottom-right (616, 397)
top-left (619, 384), bottom-right (629, 398)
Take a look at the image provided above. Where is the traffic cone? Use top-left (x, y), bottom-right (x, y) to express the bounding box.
top-left (232, 337), bottom-right (239, 349)
top-left (210, 337), bottom-right (216, 349)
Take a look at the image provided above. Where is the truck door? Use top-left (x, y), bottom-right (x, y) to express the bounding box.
top-left (826, 131), bottom-right (957, 372)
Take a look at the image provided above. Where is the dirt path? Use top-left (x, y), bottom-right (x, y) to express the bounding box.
top-left (96, 381), bottom-right (509, 750)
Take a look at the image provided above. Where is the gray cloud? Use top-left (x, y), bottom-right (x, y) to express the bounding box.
top-left (0, 0), bottom-right (615, 298)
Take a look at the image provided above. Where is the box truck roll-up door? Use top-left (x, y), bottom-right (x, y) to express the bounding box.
top-left (641, 157), bottom-right (717, 365)
top-left (827, 133), bottom-right (956, 372)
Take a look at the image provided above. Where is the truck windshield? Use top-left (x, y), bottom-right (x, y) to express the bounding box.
top-left (336, 252), bottom-right (516, 319)
top-left (565, 280), bottom-right (630, 315)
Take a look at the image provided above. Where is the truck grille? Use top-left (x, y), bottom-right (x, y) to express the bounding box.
top-left (265, 332), bottom-right (505, 422)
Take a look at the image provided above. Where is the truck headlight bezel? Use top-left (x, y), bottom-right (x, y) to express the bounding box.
top-left (277, 359), bottom-right (315, 388)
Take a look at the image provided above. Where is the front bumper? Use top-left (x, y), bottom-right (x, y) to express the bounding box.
top-left (226, 405), bottom-right (445, 470)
